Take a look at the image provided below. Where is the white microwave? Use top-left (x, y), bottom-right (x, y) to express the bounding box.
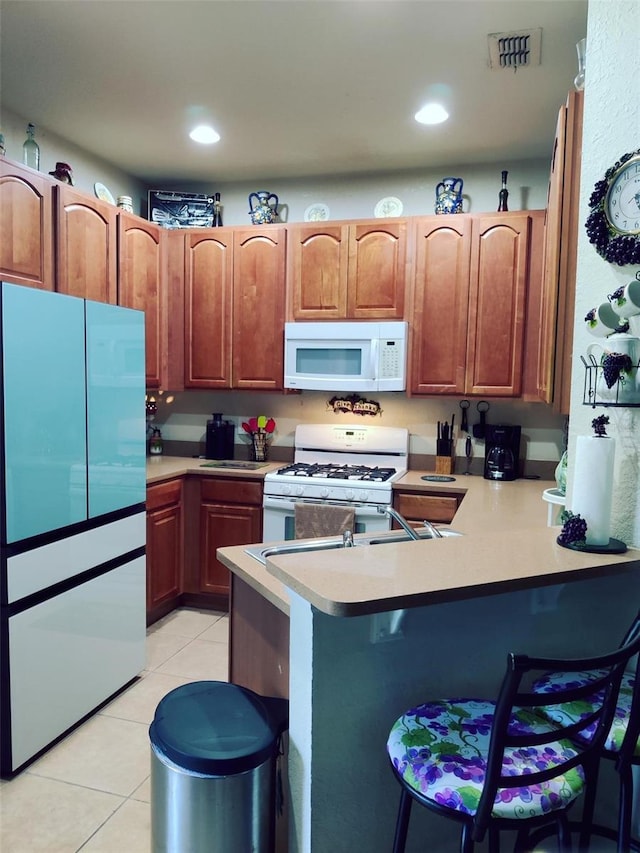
top-left (284, 321), bottom-right (407, 392)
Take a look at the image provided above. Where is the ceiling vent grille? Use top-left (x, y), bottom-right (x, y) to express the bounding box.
top-left (488, 28), bottom-right (542, 69)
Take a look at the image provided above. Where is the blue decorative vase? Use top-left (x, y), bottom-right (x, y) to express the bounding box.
top-left (248, 191), bottom-right (279, 225)
top-left (435, 177), bottom-right (464, 215)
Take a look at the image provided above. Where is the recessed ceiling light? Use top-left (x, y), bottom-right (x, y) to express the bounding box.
top-left (414, 103), bottom-right (449, 125)
top-left (189, 125), bottom-right (220, 144)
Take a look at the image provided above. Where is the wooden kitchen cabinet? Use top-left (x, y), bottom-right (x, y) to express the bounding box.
top-left (538, 91), bottom-right (584, 413)
top-left (409, 216), bottom-right (472, 394)
top-left (410, 211), bottom-right (538, 397)
top-left (146, 479), bottom-right (183, 624)
top-left (465, 212), bottom-right (531, 397)
top-left (287, 219), bottom-right (406, 320)
top-left (182, 225), bottom-right (284, 390)
top-left (118, 214), bottom-right (165, 388)
top-left (232, 227), bottom-right (285, 390)
top-left (195, 478), bottom-right (263, 605)
top-left (183, 229), bottom-right (233, 387)
top-left (55, 184), bottom-right (118, 303)
top-left (0, 158), bottom-right (53, 291)
top-left (393, 489), bottom-right (461, 527)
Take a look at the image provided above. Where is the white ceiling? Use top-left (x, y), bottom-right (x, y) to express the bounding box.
top-left (0, 0), bottom-right (588, 184)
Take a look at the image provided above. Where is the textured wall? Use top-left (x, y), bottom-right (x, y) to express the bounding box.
top-left (567, 0), bottom-right (640, 547)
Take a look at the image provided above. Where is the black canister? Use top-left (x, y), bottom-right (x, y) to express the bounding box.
top-left (206, 414), bottom-right (235, 460)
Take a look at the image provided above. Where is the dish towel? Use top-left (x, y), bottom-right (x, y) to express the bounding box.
top-left (294, 504), bottom-right (356, 540)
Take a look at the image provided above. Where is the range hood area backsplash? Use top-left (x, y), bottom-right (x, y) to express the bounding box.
top-left (148, 389), bottom-right (566, 478)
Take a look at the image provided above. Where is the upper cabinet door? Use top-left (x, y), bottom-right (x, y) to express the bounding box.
top-left (184, 229), bottom-right (233, 388)
top-left (347, 220), bottom-right (407, 319)
top-left (232, 227), bottom-right (285, 390)
top-left (56, 184), bottom-right (117, 304)
top-left (466, 214), bottom-right (531, 397)
top-left (118, 214), bottom-right (165, 388)
top-left (410, 216), bottom-right (471, 395)
top-left (0, 159), bottom-right (53, 291)
top-left (288, 223), bottom-right (349, 319)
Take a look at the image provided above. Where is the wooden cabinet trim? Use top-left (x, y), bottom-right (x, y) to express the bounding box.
top-left (147, 478), bottom-right (183, 511)
top-left (200, 477), bottom-right (263, 505)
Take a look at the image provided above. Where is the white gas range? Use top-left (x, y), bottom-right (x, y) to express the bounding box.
top-left (262, 424), bottom-right (408, 542)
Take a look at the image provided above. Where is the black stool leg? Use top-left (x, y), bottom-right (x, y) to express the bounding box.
top-left (392, 788), bottom-right (412, 853)
top-left (618, 764), bottom-right (634, 853)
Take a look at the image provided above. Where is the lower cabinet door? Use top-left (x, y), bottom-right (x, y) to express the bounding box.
top-left (200, 502), bottom-right (262, 596)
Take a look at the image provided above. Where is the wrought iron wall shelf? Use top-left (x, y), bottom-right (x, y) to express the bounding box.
top-left (581, 355), bottom-right (640, 407)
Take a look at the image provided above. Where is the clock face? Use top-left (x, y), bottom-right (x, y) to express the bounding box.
top-left (604, 155), bottom-right (640, 235)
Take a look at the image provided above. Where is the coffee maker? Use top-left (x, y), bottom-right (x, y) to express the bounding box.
top-left (205, 413), bottom-right (235, 460)
top-left (484, 424), bottom-right (521, 481)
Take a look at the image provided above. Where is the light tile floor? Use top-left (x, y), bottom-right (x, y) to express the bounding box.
top-left (0, 608), bottom-right (229, 853)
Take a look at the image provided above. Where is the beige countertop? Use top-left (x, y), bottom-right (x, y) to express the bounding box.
top-left (146, 455), bottom-right (282, 484)
top-left (217, 472), bottom-right (640, 618)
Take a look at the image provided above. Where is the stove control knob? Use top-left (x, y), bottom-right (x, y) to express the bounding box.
top-left (346, 489), bottom-right (356, 501)
top-left (360, 490), bottom-right (369, 502)
top-left (294, 485), bottom-right (305, 497)
top-left (283, 484), bottom-right (292, 496)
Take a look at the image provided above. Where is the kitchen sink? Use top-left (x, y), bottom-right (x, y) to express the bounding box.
top-left (244, 527), bottom-right (462, 565)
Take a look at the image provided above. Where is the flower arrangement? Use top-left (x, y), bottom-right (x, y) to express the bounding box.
top-left (241, 416), bottom-right (276, 461)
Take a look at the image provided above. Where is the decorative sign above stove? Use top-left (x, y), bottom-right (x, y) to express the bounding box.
top-left (327, 395), bottom-right (382, 416)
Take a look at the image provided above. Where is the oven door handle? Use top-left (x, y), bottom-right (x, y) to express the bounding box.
top-left (262, 494), bottom-right (388, 517)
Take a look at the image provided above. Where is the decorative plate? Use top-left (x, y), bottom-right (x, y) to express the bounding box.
top-left (304, 203), bottom-right (330, 222)
top-left (374, 196), bottom-right (403, 218)
top-left (94, 182), bottom-right (115, 204)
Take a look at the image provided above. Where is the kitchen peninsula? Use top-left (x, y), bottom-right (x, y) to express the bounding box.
top-left (218, 475), bottom-right (640, 853)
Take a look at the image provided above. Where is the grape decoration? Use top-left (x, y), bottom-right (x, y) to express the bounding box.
top-left (558, 511), bottom-right (588, 546)
top-left (585, 149), bottom-right (640, 266)
top-left (601, 353), bottom-right (633, 388)
top-left (591, 414), bottom-right (610, 436)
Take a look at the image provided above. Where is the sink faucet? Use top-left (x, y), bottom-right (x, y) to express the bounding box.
top-left (377, 506), bottom-right (421, 540)
top-left (376, 506), bottom-right (442, 540)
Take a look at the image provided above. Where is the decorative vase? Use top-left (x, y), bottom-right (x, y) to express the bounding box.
top-left (554, 450), bottom-right (568, 496)
top-left (497, 170), bottom-right (509, 212)
top-left (248, 190), bottom-right (279, 225)
top-left (435, 177), bottom-right (463, 215)
top-left (574, 38), bottom-right (586, 91)
top-left (251, 432), bottom-right (269, 462)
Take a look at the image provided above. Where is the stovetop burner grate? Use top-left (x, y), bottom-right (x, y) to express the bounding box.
top-left (275, 462), bottom-right (397, 483)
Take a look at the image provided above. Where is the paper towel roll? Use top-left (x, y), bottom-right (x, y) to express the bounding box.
top-left (571, 435), bottom-right (615, 546)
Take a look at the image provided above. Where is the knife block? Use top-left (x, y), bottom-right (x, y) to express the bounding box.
top-left (435, 454), bottom-right (455, 475)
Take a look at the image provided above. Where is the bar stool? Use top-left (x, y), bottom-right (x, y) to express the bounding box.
top-left (386, 617), bottom-right (640, 853)
top-left (531, 612), bottom-right (640, 852)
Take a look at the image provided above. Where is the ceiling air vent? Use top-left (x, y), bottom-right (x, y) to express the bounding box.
top-left (488, 28), bottom-right (542, 69)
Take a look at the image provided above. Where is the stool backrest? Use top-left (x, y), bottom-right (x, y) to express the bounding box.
top-left (473, 611), bottom-right (640, 838)
top-left (618, 612), bottom-right (640, 769)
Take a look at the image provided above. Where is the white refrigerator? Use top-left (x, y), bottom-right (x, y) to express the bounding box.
top-left (0, 282), bottom-right (147, 777)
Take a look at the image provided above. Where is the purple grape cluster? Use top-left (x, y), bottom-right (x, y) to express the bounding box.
top-left (558, 512), bottom-right (587, 546)
top-left (602, 353), bottom-right (633, 388)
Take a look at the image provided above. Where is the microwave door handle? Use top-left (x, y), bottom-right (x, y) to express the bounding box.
top-left (369, 339), bottom-right (379, 379)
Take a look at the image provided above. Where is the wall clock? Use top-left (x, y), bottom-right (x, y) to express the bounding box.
top-left (585, 149), bottom-right (640, 266)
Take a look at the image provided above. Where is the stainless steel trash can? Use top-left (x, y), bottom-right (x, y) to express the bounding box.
top-left (149, 681), bottom-right (288, 853)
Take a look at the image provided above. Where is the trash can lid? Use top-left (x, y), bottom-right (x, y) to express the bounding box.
top-left (149, 681), bottom-right (287, 775)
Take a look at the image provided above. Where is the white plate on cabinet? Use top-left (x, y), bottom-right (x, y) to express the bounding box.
top-left (304, 203), bottom-right (330, 222)
top-left (94, 182), bottom-right (115, 204)
top-left (374, 196), bottom-right (403, 218)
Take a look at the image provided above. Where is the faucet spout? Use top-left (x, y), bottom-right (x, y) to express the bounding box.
top-left (377, 505), bottom-right (421, 540)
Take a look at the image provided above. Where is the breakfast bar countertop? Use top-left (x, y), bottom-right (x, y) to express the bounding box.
top-left (217, 473), bottom-right (640, 618)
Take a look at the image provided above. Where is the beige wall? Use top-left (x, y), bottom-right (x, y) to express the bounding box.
top-left (567, 0), bottom-right (640, 547)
